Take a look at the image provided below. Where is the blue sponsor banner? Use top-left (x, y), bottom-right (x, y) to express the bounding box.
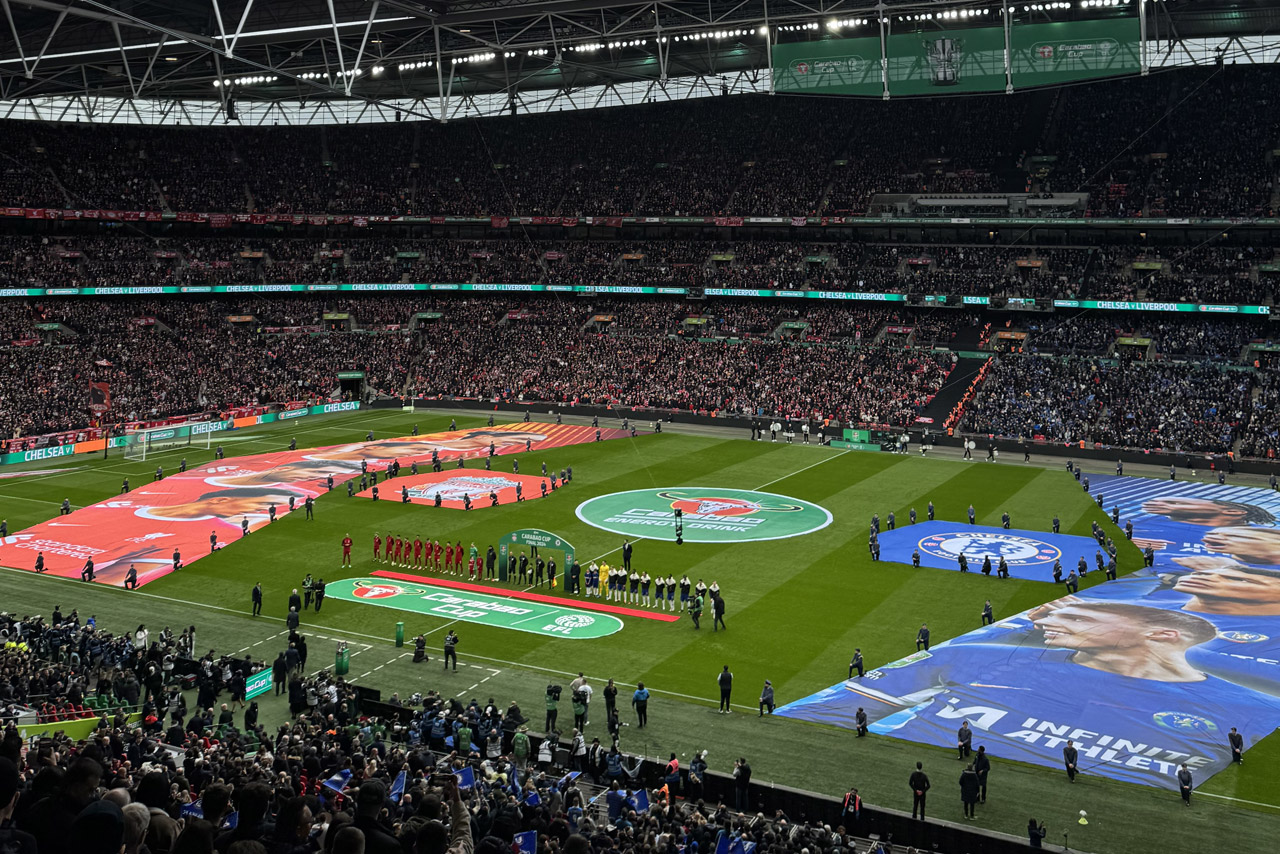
top-left (781, 474), bottom-right (1280, 791)
top-left (878, 521), bottom-right (1096, 580)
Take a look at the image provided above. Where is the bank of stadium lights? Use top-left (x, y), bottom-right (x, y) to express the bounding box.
top-left (826, 19), bottom-right (871, 30)
top-left (605, 40), bottom-right (649, 49)
top-left (676, 27), bottom-right (771, 42)
top-left (527, 48), bottom-right (550, 57)
top-left (452, 52), bottom-right (496, 64)
top-left (1080, 0), bottom-right (1129, 6)
top-left (397, 60), bottom-right (433, 71)
top-left (896, 9), bottom-right (994, 22)
top-left (775, 23), bottom-right (820, 33)
top-left (213, 75), bottom-right (279, 87)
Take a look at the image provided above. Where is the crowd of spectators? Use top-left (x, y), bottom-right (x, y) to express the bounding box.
top-left (0, 68), bottom-right (1276, 218)
top-left (962, 353), bottom-right (1253, 453)
top-left (0, 596), bottom-right (914, 854)
top-left (0, 233), bottom-right (1272, 303)
top-left (0, 296), bottom-right (414, 436)
top-left (1241, 355), bottom-right (1280, 460)
top-left (1043, 67), bottom-right (1280, 218)
top-left (0, 609), bottom-right (211, 727)
top-left (4, 286), bottom-right (1278, 448)
top-left (412, 318), bottom-right (954, 427)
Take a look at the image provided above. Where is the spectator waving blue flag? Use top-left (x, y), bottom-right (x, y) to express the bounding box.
top-left (729, 840), bottom-right (756, 854)
top-left (626, 789), bottom-right (649, 812)
top-left (525, 789), bottom-right (542, 807)
top-left (323, 769), bottom-right (353, 793)
top-left (715, 835), bottom-right (731, 854)
top-left (454, 766), bottom-right (475, 790)
top-left (390, 770), bottom-right (407, 802)
top-left (221, 812), bottom-right (239, 831)
top-left (515, 831), bottom-right (538, 854)
top-left (180, 802), bottom-right (204, 819)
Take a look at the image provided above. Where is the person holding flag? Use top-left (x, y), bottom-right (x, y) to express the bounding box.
top-left (322, 768), bottom-right (352, 796)
top-left (514, 831), bottom-right (537, 854)
top-left (389, 769), bottom-right (407, 803)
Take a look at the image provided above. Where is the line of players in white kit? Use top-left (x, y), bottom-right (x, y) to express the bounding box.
top-left (581, 563), bottom-right (721, 612)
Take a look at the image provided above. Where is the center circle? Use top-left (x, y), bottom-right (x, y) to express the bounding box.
top-left (575, 487), bottom-right (832, 543)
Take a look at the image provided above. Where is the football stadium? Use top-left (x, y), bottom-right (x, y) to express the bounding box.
top-left (2, 2), bottom-right (1280, 854)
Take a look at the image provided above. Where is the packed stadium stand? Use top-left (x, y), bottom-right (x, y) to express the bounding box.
top-left (0, 70), bottom-right (1276, 219)
top-left (6, 66), bottom-right (1280, 458)
top-left (9, 0), bottom-right (1280, 850)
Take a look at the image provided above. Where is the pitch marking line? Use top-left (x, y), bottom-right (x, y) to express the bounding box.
top-left (1196, 791), bottom-right (1280, 810)
top-left (753, 449), bottom-right (852, 491)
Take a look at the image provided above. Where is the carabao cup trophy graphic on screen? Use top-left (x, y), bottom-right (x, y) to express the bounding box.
top-left (924, 38), bottom-right (963, 86)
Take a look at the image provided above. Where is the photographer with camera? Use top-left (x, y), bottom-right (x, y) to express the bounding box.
top-left (1028, 818), bottom-right (1047, 848)
top-left (569, 672), bottom-right (592, 722)
top-left (572, 689), bottom-right (589, 732)
top-left (443, 630), bottom-right (459, 671)
top-left (732, 757), bottom-right (752, 811)
top-left (545, 684), bottom-right (561, 731)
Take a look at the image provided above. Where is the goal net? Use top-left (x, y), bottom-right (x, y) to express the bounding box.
top-left (121, 424), bottom-right (212, 461)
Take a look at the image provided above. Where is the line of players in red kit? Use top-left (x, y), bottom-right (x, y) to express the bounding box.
top-left (340, 532), bottom-right (491, 579)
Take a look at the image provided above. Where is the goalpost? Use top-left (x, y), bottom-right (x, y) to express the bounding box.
top-left (121, 424), bottom-right (213, 461)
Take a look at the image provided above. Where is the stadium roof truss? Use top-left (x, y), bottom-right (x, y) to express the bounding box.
top-left (0, 0), bottom-right (1276, 125)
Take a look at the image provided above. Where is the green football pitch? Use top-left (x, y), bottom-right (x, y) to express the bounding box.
top-left (3, 409), bottom-right (1278, 853)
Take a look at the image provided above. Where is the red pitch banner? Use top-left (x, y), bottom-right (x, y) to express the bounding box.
top-left (358, 469), bottom-right (555, 508)
top-left (0, 423), bottom-right (630, 586)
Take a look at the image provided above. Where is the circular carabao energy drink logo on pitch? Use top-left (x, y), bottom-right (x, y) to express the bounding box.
top-left (575, 487), bottom-right (832, 543)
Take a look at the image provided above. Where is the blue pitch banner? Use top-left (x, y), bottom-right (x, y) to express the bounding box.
top-left (781, 475), bottom-right (1280, 791)
top-left (877, 521), bottom-right (1097, 581)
